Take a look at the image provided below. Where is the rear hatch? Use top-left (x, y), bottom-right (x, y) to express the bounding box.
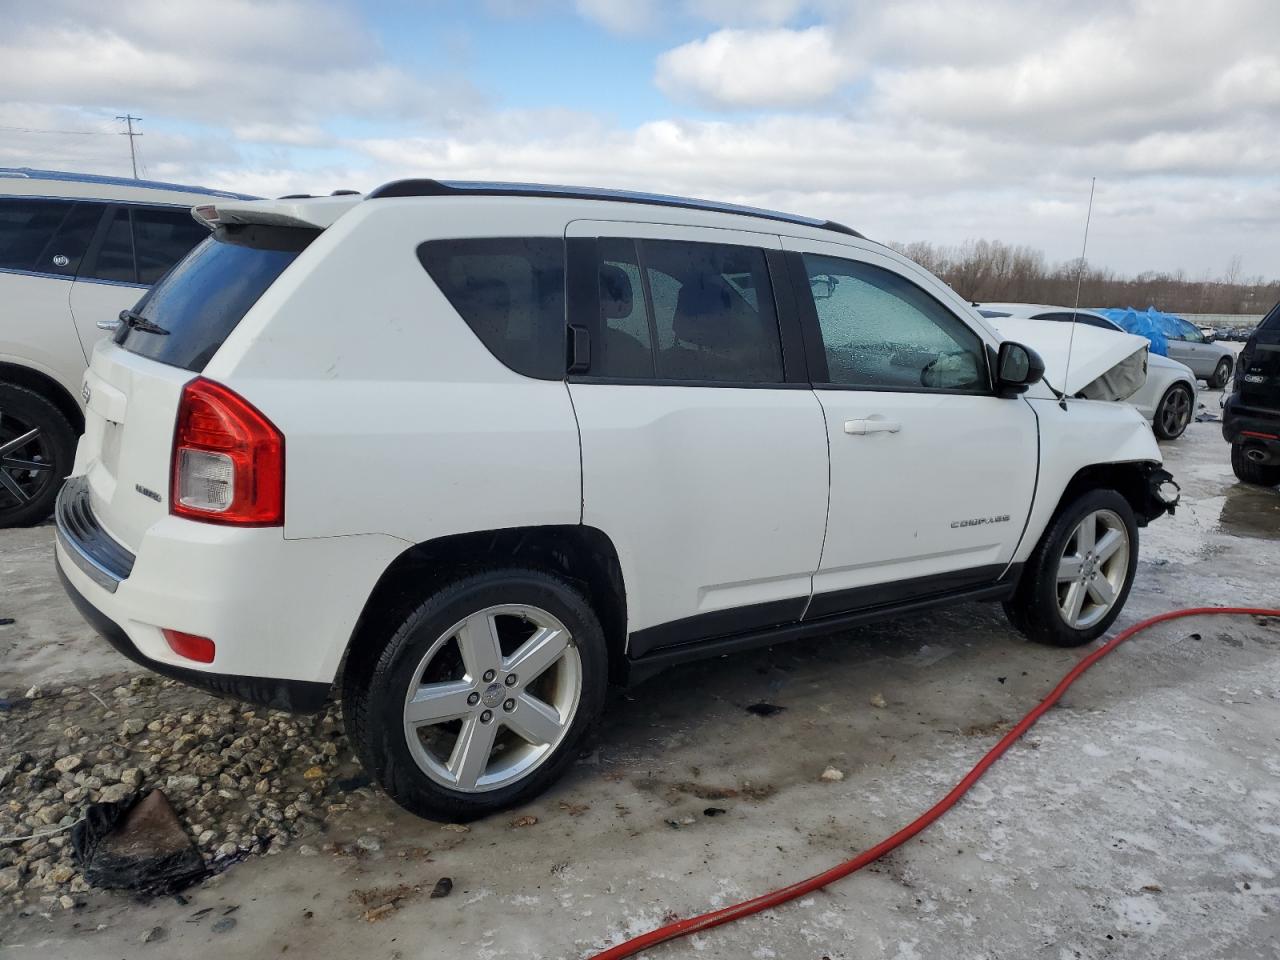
top-left (79, 217), bottom-right (318, 550)
top-left (1238, 304), bottom-right (1280, 412)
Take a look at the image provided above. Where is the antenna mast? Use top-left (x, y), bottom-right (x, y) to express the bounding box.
top-left (1060, 177), bottom-right (1096, 411)
top-left (116, 114), bottom-right (143, 179)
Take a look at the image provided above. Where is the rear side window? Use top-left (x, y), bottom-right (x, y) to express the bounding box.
top-left (1035, 311), bottom-right (1118, 332)
top-left (586, 238), bottom-right (785, 384)
top-left (417, 238), bottom-right (566, 380)
top-left (119, 224), bottom-right (315, 372)
top-left (0, 199), bottom-right (105, 275)
top-left (90, 208), bottom-right (138, 282)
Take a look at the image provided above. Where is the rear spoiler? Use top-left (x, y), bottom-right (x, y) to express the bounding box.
top-left (192, 194), bottom-right (360, 231)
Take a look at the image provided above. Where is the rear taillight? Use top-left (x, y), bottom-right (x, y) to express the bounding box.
top-left (171, 378), bottom-right (284, 525)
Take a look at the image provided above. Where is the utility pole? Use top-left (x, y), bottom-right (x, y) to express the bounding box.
top-left (116, 114), bottom-right (142, 178)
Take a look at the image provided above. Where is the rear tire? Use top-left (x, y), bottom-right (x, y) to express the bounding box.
top-left (1231, 443), bottom-right (1280, 487)
top-left (1003, 489), bottom-right (1139, 647)
top-left (0, 384), bottom-right (76, 528)
top-left (1152, 383), bottom-right (1193, 440)
top-left (342, 567), bottom-right (608, 821)
top-left (1209, 357), bottom-right (1232, 389)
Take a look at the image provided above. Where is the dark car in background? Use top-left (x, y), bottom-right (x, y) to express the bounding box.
top-left (1223, 302), bottom-right (1280, 486)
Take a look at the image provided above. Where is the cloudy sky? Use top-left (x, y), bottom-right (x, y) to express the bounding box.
top-left (1, 0), bottom-right (1276, 276)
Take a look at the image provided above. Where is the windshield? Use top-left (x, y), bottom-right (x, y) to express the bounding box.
top-left (118, 223), bottom-right (316, 372)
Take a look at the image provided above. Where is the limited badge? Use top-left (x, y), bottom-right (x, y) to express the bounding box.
top-left (52, 254), bottom-right (69, 267)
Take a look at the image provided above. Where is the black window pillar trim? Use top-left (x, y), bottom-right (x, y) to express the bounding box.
top-left (765, 248), bottom-right (810, 384)
top-left (783, 249), bottom-right (831, 383)
top-left (564, 235), bottom-right (598, 376)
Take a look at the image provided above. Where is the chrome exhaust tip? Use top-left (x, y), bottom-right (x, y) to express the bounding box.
top-left (1245, 446), bottom-right (1268, 463)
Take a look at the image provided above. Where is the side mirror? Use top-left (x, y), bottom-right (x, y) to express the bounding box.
top-left (996, 341), bottom-right (1045, 395)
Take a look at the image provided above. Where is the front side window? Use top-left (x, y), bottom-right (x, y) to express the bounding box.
top-left (1172, 318), bottom-right (1204, 343)
top-left (802, 253), bottom-right (986, 392)
top-left (418, 237), bottom-right (566, 380)
top-left (89, 208), bottom-right (138, 283)
top-left (588, 238), bottom-right (784, 384)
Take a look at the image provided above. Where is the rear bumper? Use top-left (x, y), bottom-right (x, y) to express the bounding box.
top-left (1222, 395), bottom-right (1280, 463)
top-left (53, 476), bottom-right (407, 714)
top-left (56, 563), bottom-right (330, 713)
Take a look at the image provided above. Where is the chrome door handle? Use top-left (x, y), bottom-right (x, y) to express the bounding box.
top-left (844, 419), bottom-right (901, 435)
top-left (96, 318), bottom-right (122, 331)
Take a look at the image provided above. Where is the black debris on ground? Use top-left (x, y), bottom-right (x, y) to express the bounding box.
top-left (745, 702), bottom-right (785, 717)
top-left (72, 790), bottom-right (206, 895)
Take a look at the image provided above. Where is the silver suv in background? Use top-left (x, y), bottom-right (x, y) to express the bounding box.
top-left (0, 168), bottom-right (253, 526)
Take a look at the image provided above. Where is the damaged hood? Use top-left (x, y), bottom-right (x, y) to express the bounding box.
top-left (990, 317), bottom-right (1150, 401)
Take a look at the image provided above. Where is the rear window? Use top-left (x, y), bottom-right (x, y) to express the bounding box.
top-left (119, 224), bottom-right (315, 372)
top-left (417, 237), bottom-right (566, 380)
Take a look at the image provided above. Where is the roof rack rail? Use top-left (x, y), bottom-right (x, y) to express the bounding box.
top-left (366, 178), bottom-right (863, 239)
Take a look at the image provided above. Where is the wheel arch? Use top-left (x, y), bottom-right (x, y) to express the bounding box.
top-left (339, 525), bottom-right (629, 688)
top-left (0, 361), bottom-right (84, 434)
top-left (1048, 460), bottom-right (1171, 531)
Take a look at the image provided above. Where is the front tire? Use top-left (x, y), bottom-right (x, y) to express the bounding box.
top-left (1231, 443), bottom-right (1280, 487)
top-left (1152, 383), bottom-right (1193, 440)
top-left (342, 568), bottom-right (608, 821)
top-left (1004, 490), bottom-right (1139, 647)
top-left (0, 384), bottom-right (76, 528)
top-left (1209, 357), bottom-right (1232, 389)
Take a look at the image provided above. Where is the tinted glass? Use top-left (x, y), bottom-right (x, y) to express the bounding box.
top-left (1173, 318), bottom-right (1203, 342)
top-left (91, 208), bottom-right (138, 283)
top-left (120, 224), bottom-right (314, 372)
top-left (802, 253), bottom-right (986, 392)
top-left (44, 202), bottom-right (107, 276)
top-left (132, 207), bottom-right (210, 284)
top-left (418, 238), bottom-right (566, 380)
top-left (593, 238), bottom-right (655, 378)
top-left (0, 199), bottom-right (75, 272)
top-left (636, 239), bottom-right (783, 383)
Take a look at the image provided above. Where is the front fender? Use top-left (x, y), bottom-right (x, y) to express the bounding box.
top-left (1015, 398), bottom-right (1168, 563)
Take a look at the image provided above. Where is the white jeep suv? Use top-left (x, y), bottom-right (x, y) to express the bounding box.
top-left (54, 181), bottom-right (1179, 820)
top-left (0, 168), bottom-right (253, 527)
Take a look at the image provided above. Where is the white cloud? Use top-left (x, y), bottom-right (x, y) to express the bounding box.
top-left (656, 27), bottom-right (856, 108)
top-left (685, 0), bottom-right (807, 26)
top-left (0, 0), bottom-right (481, 127)
top-left (574, 0), bottom-right (658, 34)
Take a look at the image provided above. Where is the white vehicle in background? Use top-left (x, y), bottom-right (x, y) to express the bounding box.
top-left (0, 168), bottom-right (254, 526)
top-left (979, 304), bottom-right (1200, 440)
top-left (55, 181), bottom-right (1179, 821)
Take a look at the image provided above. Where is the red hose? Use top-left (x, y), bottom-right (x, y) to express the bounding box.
top-left (589, 606), bottom-right (1280, 960)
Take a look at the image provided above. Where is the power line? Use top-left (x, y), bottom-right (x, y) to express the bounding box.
top-left (0, 125), bottom-right (114, 136)
top-left (116, 114), bottom-right (143, 179)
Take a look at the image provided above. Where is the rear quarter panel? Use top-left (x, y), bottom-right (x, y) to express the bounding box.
top-left (204, 199), bottom-right (583, 543)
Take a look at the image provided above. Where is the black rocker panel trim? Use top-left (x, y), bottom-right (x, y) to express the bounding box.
top-left (627, 563), bottom-right (1022, 665)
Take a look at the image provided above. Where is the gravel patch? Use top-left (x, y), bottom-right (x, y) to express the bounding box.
top-left (0, 673), bottom-right (379, 913)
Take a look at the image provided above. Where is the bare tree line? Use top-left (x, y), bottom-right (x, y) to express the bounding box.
top-left (888, 239), bottom-right (1279, 316)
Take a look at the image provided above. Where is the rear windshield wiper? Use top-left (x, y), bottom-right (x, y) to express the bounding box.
top-left (118, 309), bottom-right (169, 336)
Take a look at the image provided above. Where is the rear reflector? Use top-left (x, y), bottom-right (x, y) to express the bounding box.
top-left (172, 378), bottom-right (284, 526)
top-left (163, 629), bottom-right (216, 664)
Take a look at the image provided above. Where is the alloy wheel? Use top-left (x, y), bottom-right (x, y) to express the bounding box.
top-left (401, 604), bottom-right (582, 793)
top-left (0, 413), bottom-right (56, 509)
top-left (1055, 509), bottom-right (1130, 630)
top-left (1158, 386), bottom-right (1191, 438)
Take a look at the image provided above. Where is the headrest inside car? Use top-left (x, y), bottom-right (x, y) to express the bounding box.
top-left (599, 264), bottom-right (632, 319)
top-left (673, 276), bottom-right (739, 348)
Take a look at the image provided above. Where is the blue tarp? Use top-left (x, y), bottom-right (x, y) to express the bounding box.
top-left (1097, 307), bottom-right (1183, 357)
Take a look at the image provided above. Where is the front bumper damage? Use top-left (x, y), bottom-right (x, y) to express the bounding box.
top-left (1138, 464), bottom-right (1180, 525)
